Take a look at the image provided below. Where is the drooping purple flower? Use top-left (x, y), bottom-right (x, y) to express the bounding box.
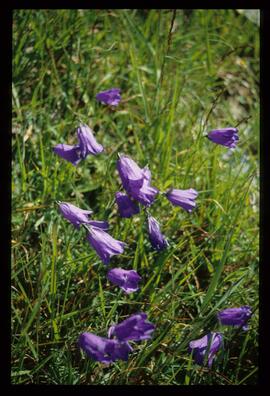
top-left (86, 226), bottom-right (126, 265)
top-left (147, 215), bottom-right (168, 251)
top-left (58, 202), bottom-right (93, 229)
top-left (96, 88), bottom-right (121, 106)
top-left (189, 332), bottom-right (223, 367)
top-left (108, 313), bottom-right (155, 342)
top-left (207, 127), bottom-right (239, 148)
top-left (166, 188), bottom-right (198, 212)
top-left (53, 144), bottom-right (81, 166)
top-left (77, 124), bottom-right (103, 158)
top-left (217, 306), bottom-right (252, 330)
top-left (115, 192), bottom-right (140, 218)
top-left (117, 155), bottom-right (159, 206)
top-left (107, 268), bottom-right (141, 294)
top-left (117, 155), bottom-right (145, 192)
top-left (78, 332), bottom-right (132, 364)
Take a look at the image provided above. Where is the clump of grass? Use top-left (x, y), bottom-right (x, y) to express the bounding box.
top-left (12, 9), bottom-right (259, 385)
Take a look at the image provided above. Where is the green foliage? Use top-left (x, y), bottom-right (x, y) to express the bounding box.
top-left (12, 9), bottom-right (259, 385)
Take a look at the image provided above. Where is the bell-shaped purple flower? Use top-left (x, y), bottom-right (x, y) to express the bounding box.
top-left (58, 202), bottom-right (93, 229)
top-left (217, 306), bottom-right (252, 330)
top-left (96, 88), bottom-right (121, 106)
top-left (78, 332), bottom-right (132, 364)
top-left (77, 124), bottom-right (103, 158)
top-left (86, 226), bottom-right (126, 265)
top-left (117, 155), bottom-right (159, 206)
top-left (107, 268), bottom-right (141, 294)
top-left (189, 332), bottom-right (223, 367)
top-left (117, 154), bottom-right (145, 192)
top-left (115, 192), bottom-right (140, 218)
top-left (166, 188), bottom-right (198, 212)
top-left (53, 144), bottom-right (81, 166)
top-left (147, 215), bottom-right (168, 251)
top-left (108, 313), bottom-right (155, 342)
top-left (207, 127), bottom-right (239, 148)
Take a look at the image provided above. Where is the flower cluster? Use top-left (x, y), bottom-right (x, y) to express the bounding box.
top-left (116, 154), bottom-right (199, 251)
top-left (79, 313), bottom-right (155, 363)
top-left (189, 306), bottom-right (252, 366)
top-left (53, 86), bottom-right (247, 368)
top-left (57, 201), bottom-right (126, 265)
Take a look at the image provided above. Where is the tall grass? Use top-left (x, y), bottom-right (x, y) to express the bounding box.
top-left (12, 9), bottom-right (259, 385)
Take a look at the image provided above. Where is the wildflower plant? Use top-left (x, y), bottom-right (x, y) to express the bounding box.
top-left (12, 10), bottom-right (258, 385)
top-left (115, 153), bottom-right (198, 251)
top-left (52, 88), bottom-right (253, 371)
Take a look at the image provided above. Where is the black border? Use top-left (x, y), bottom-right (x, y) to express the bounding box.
top-left (2, 2), bottom-right (269, 393)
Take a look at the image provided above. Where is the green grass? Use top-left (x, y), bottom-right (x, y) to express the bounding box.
top-left (12, 9), bottom-right (259, 385)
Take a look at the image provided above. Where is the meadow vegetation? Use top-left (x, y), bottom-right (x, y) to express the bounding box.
top-left (12, 9), bottom-right (259, 385)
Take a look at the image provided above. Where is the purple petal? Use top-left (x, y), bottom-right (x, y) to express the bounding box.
top-left (58, 202), bottom-right (93, 229)
top-left (115, 192), bottom-right (140, 218)
top-left (53, 144), bottom-right (81, 166)
top-left (107, 268), bottom-right (141, 294)
top-left (86, 227), bottom-right (126, 265)
top-left (129, 177), bottom-right (159, 206)
top-left (96, 88), bottom-right (121, 106)
top-left (166, 188), bottom-right (198, 212)
top-left (78, 332), bottom-right (132, 364)
top-left (88, 220), bottom-right (109, 230)
top-left (77, 124), bottom-right (103, 158)
top-left (217, 306), bottom-right (252, 329)
top-left (147, 215), bottom-right (168, 251)
top-left (117, 155), bottom-right (159, 207)
top-left (108, 312), bottom-right (155, 342)
top-left (207, 128), bottom-right (239, 148)
top-left (117, 155), bottom-right (145, 192)
top-left (189, 332), bottom-right (223, 367)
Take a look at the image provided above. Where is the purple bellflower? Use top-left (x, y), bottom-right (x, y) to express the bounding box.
top-left (77, 124), bottom-right (103, 158)
top-left (115, 192), bottom-right (140, 218)
top-left (78, 332), bottom-right (132, 364)
top-left (53, 144), bottom-right (81, 166)
top-left (217, 306), bottom-right (252, 330)
top-left (53, 124), bottom-right (103, 165)
top-left (147, 215), bottom-right (168, 251)
top-left (96, 88), bottom-right (121, 106)
top-left (86, 226), bottom-right (126, 265)
top-left (58, 202), bottom-right (109, 230)
top-left (189, 332), bottom-right (223, 367)
top-left (58, 202), bottom-right (93, 229)
top-left (207, 127), bottom-right (239, 148)
top-left (108, 313), bottom-right (155, 342)
top-left (117, 154), bottom-right (145, 192)
top-left (107, 268), bottom-right (141, 294)
top-left (117, 155), bottom-right (159, 206)
top-left (166, 188), bottom-right (198, 212)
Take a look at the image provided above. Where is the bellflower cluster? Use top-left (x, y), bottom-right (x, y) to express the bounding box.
top-left (188, 306), bottom-right (253, 366)
top-left (54, 86), bottom-right (247, 369)
top-left (116, 154), bottom-right (198, 252)
top-left (79, 313), bottom-right (155, 364)
top-left (57, 201), bottom-right (125, 265)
